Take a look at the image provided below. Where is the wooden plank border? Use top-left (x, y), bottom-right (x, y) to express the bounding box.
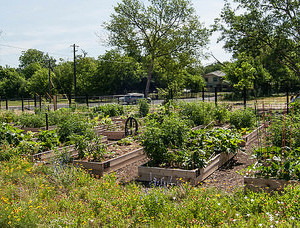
top-left (73, 148), bottom-right (146, 176)
top-left (138, 152), bottom-right (235, 186)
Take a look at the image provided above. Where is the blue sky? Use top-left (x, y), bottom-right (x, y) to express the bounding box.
top-left (0, 0), bottom-right (232, 68)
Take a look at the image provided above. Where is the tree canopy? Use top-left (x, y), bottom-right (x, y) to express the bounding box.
top-left (104, 0), bottom-right (209, 97)
top-left (217, 0), bottom-right (300, 80)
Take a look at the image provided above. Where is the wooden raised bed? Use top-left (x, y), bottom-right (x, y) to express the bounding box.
top-left (32, 145), bottom-right (78, 162)
top-left (102, 131), bottom-right (125, 140)
top-left (244, 177), bottom-right (299, 193)
top-left (73, 148), bottom-right (146, 176)
top-left (21, 125), bottom-right (56, 132)
top-left (31, 136), bottom-right (108, 162)
top-left (239, 124), bottom-right (264, 147)
top-left (138, 152), bottom-right (235, 186)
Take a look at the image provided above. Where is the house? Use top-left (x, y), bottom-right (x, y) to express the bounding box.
top-left (203, 70), bottom-right (228, 91)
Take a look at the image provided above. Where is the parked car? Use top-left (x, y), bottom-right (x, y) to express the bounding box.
top-left (119, 93), bottom-right (151, 105)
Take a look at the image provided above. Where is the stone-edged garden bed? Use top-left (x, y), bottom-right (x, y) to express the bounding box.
top-left (138, 152), bottom-right (236, 186)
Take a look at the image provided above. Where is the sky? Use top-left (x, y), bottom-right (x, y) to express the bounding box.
top-left (0, 0), bottom-right (232, 68)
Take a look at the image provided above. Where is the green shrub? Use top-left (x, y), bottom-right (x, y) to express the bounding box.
top-left (141, 114), bottom-right (191, 165)
top-left (179, 102), bottom-right (215, 126)
top-left (18, 113), bottom-right (45, 128)
top-left (57, 115), bottom-right (95, 143)
top-left (0, 110), bottom-right (17, 123)
top-left (37, 130), bottom-right (60, 151)
top-left (229, 108), bottom-right (256, 130)
top-left (138, 99), bottom-right (150, 117)
top-left (93, 104), bottom-right (124, 117)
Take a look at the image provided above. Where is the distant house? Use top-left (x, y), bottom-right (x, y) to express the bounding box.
top-left (203, 70), bottom-right (228, 91)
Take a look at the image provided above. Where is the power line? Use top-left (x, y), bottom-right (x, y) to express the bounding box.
top-left (0, 43), bottom-right (70, 57)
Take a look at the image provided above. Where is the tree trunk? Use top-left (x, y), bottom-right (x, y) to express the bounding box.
top-left (145, 58), bottom-right (154, 98)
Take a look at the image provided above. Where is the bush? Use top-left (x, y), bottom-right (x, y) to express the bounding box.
top-left (141, 114), bottom-right (190, 166)
top-left (18, 113), bottom-right (45, 128)
top-left (229, 108), bottom-right (256, 130)
top-left (57, 115), bottom-right (95, 143)
top-left (179, 102), bottom-right (215, 126)
top-left (93, 104), bottom-right (124, 117)
top-left (138, 99), bottom-right (150, 117)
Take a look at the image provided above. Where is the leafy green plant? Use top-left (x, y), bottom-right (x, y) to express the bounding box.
top-left (138, 98), bottom-right (150, 117)
top-left (229, 108), bottom-right (256, 130)
top-left (93, 104), bottom-right (124, 117)
top-left (141, 114), bottom-right (190, 166)
top-left (37, 130), bottom-right (60, 151)
top-left (17, 113), bottom-right (45, 128)
top-left (57, 115), bottom-right (95, 143)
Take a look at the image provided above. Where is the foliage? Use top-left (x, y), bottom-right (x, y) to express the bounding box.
top-left (93, 103), bottom-right (124, 117)
top-left (138, 98), bottom-right (150, 117)
top-left (229, 108), bottom-right (256, 130)
top-left (104, 0), bottom-right (209, 96)
top-left (0, 66), bottom-right (26, 98)
top-left (0, 157), bottom-right (300, 226)
top-left (141, 114), bottom-right (191, 165)
top-left (266, 114), bottom-right (300, 149)
top-left (141, 113), bottom-right (241, 169)
top-left (17, 112), bottom-right (46, 128)
top-left (57, 115), bottom-right (95, 143)
top-left (248, 147), bottom-right (300, 181)
top-left (37, 130), bottom-right (60, 151)
top-left (19, 48), bottom-right (56, 69)
top-left (217, 0), bottom-right (300, 85)
top-left (178, 101), bottom-right (215, 126)
top-left (0, 123), bottom-right (27, 146)
top-left (0, 110), bottom-right (17, 123)
top-left (27, 68), bottom-right (55, 96)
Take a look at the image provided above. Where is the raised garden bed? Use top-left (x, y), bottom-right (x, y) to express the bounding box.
top-left (20, 125), bottom-right (56, 133)
top-left (102, 131), bottom-right (125, 140)
top-left (244, 177), bottom-right (299, 193)
top-left (138, 152), bottom-right (236, 186)
top-left (73, 147), bottom-right (146, 176)
top-left (239, 124), bottom-right (264, 147)
top-left (31, 145), bottom-right (78, 162)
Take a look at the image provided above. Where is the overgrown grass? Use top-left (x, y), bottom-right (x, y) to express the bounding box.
top-left (0, 156), bottom-right (299, 227)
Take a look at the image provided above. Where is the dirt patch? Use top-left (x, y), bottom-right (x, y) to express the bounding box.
top-left (200, 139), bottom-right (259, 192)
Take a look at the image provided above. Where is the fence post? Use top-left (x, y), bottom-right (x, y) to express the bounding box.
top-left (86, 95), bottom-right (89, 107)
top-left (286, 88), bottom-right (289, 114)
top-left (39, 96), bottom-right (42, 111)
top-left (53, 95), bottom-right (57, 111)
top-left (21, 97), bottom-right (24, 112)
top-left (215, 87), bottom-right (218, 105)
top-left (69, 94), bottom-right (72, 107)
top-left (243, 86), bottom-right (247, 108)
top-left (6, 98), bottom-right (8, 110)
top-left (202, 87), bottom-right (205, 102)
top-left (45, 113), bottom-right (49, 130)
top-left (34, 94), bottom-right (37, 108)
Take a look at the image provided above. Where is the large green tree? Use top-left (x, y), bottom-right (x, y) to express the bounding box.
top-left (19, 49), bottom-right (56, 69)
top-left (95, 50), bottom-right (143, 95)
top-left (0, 66), bottom-right (26, 98)
top-left (104, 0), bottom-right (209, 97)
top-left (217, 0), bottom-right (300, 80)
top-left (27, 68), bottom-right (55, 97)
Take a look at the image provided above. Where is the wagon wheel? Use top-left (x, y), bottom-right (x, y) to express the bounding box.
top-left (125, 117), bottom-right (138, 136)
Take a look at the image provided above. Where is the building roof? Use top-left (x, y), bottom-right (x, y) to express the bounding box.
top-left (204, 70), bottom-right (225, 78)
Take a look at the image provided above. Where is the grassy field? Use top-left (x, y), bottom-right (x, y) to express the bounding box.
top-left (0, 156), bottom-right (299, 227)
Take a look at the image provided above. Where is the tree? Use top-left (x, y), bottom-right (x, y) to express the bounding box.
top-left (217, 0), bottom-right (300, 79)
top-left (104, 0), bottom-right (209, 97)
top-left (94, 50), bottom-right (143, 95)
top-left (0, 66), bottom-right (26, 98)
top-left (27, 68), bottom-right (55, 97)
top-left (19, 49), bottom-right (56, 69)
top-left (223, 53), bottom-right (271, 96)
top-left (53, 61), bottom-right (74, 101)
